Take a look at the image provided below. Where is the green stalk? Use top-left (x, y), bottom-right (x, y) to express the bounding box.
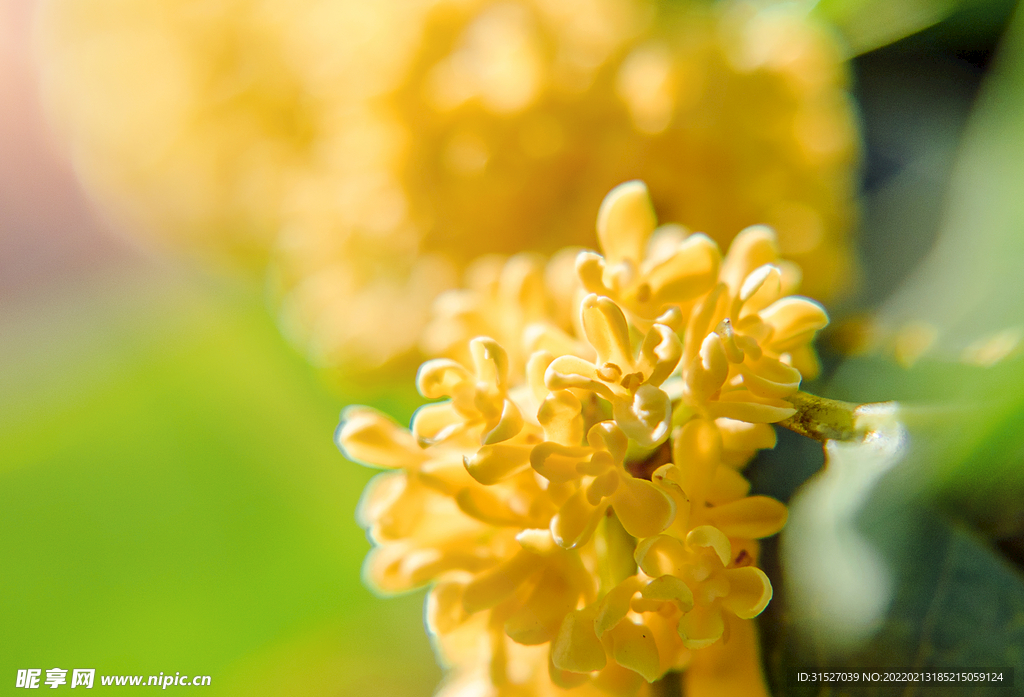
top-left (778, 391), bottom-right (863, 443)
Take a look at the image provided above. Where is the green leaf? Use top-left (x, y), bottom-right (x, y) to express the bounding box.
top-left (872, 2), bottom-right (1024, 358)
top-left (812, 0), bottom-right (966, 55)
top-left (771, 507), bottom-right (1024, 696)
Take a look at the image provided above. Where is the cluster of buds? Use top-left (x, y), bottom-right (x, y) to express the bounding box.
top-left (338, 182), bottom-right (828, 696)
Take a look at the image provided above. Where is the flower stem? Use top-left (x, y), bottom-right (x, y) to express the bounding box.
top-left (779, 391), bottom-right (863, 443)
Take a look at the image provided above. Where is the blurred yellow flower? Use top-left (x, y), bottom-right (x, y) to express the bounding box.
top-left (38, 0), bottom-right (857, 372)
top-left (336, 182), bottom-right (826, 695)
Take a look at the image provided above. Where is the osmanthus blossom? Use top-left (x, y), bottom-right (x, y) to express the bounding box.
top-left (337, 182), bottom-right (829, 696)
top-left (40, 0), bottom-right (857, 373)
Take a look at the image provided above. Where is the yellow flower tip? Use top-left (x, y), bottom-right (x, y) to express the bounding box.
top-left (335, 406), bottom-right (424, 469)
top-left (587, 422), bottom-right (630, 463)
top-left (551, 489), bottom-right (607, 549)
top-left (613, 383), bottom-right (673, 447)
top-left (720, 567), bottom-right (773, 619)
top-left (427, 581), bottom-right (469, 637)
top-left (634, 534), bottom-right (686, 579)
top-left (761, 297), bottom-right (830, 352)
top-left (721, 226), bottom-right (780, 294)
top-left (612, 476), bottom-right (676, 539)
top-left (481, 398), bottom-right (525, 445)
top-left (416, 358), bottom-right (471, 400)
top-left (538, 389), bottom-right (584, 446)
top-left (470, 336), bottom-right (511, 392)
top-left (530, 442), bottom-right (590, 484)
top-left (463, 443), bottom-right (532, 485)
top-left (608, 620), bottom-right (663, 683)
top-left (705, 496), bottom-right (788, 540)
top-left (678, 605), bottom-right (726, 650)
top-left (597, 180), bottom-right (658, 267)
top-left (461, 548), bottom-right (543, 615)
top-left (642, 575), bottom-right (695, 614)
top-left (552, 608), bottom-right (607, 674)
top-left (686, 525), bottom-right (732, 568)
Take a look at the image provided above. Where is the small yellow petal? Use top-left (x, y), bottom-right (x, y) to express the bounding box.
top-left (720, 566), bottom-right (773, 619)
top-left (336, 406), bottom-right (424, 469)
top-left (426, 581), bottom-right (468, 635)
top-left (637, 323), bottom-right (683, 387)
top-left (677, 603), bottom-right (725, 649)
top-left (684, 618), bottom-right (771, 697)
top-left (355, 471), bottom-right (408, 533)
top-left (739, 355), bottom-right (802, 399)
top-left (546, 355), bottom-right (617, 401)
top-left (505, 566), bottom-right (578, 645)
top-left (538, 390), bottom-right (584, 446)
top-left (530, 441), bottom-right (592, 483)
top-left (410, 401), bottom-right (462, 443)
top-left (634, 534), bottom-right (686, 578)
top-left (527, 349), bottom-right (555, 402)
top-left (551, 488), bottom-right (605, 549)
top-left (587, 469), bottom-right (621, 504)
top-left (587, 421), bottom-right (630, 463)
top-left (641, 575), bottom-right (695, 613)
top-left (686, 525), bottom-right (731, 567)
top-left (683, 284), bottom-right (726, 366)
top-left (720, 225), bottom-right (779, 295)
top-left (608, 620), bottom-right (663, 683)
top-left (416, 358), bottom-right (471, 399)
top-left (463, 443), bottom-right (532, 484)
top-left (705, 496), bottom-right (788, 539)
top-left (671, 418), bottom-right (722, 507)
top-left (576, 251), bottom-right (609, 296)
top-left (707, 465), bottom-right (752, 505)
top-left (644, 233), bottom-right (721, 307)
top-left (786, 343), bottom-right (823, 380)
top-left (613, 383), bottom-right (672, 447)
top-left (552, 607), bottom-right (607, 673)
top-left (716, 418), bottom-right (777, 453)
top-left (739, 264), bottom-right (782, 305)
top-left (482, 398), bottom-right (525, 444)
top-left (596, 577), bottom-right (644, 636)
top-left (470, 336), bottom-right (510, 392)
top-left (760, 297), bottom-right (829, 351)
top-left (596, 180), bottom-right (657, 266)
top-left (462, 549), bottom-right (542, 614)
top-left (581, 294), bottom-right (635, 370)
top-left (365, 545), bottom-right (481, 595)
top-left (523, 323), bottom-right (584, 362)
top-left (515, 528), bottom-right (558, 554)
top-left (706, 391), bottom-right (796, 423)
top-left (455, 486), bottom-right (543, 528)
top-left (611, 476), bottom-right (675, 539)
top-left (686, 333), bottom-right (729, 403)
top-left (549, 659), bottom-right (592, 690)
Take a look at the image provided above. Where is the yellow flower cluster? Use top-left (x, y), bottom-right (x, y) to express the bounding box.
top-left (338, 182), bottom-right (828, 696)
top-left (39, 0), bottom-right (856, 371)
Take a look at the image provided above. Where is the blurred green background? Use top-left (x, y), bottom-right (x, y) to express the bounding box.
top-left (0, 271), bottom-right (439, 694)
